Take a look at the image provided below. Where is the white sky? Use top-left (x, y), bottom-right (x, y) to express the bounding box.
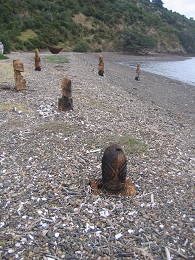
top-left (163, 0), bottom-right (195, 19)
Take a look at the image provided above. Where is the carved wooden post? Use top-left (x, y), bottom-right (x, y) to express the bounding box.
top-left (34, 48), bottom-right (41, 71)
top-left (58, 78), bottom-right (73, 111)
top-left (135, 63), bottom-right (140, 80)
top-left (89, 144), bottom-right (136, 196)
top-left (13, 60), bottom-right (27, 91)
top-left (98, 54), bottom-right (104, 76)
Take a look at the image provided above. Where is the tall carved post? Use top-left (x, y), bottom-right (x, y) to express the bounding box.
top-left (34, 48), bottom-right (41, 71)
top-left (58, 78), bottom-right (73, 111)
top-left (89, 144), bottom-right (136, 196)
top-left (135, 63), bottom-right (140, 80)
top-left (98, 54), bottom-right (104, 76)
top-left (13, 60), bottom-right (27, 91)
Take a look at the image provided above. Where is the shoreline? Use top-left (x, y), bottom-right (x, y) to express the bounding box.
top-left (77, 52), bottom-right (195, 125)
top-left (0, 52), bottom-right (194, 259)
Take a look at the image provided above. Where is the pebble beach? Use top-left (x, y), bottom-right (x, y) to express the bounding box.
top-left (0, 51), bottom-right (194, 259)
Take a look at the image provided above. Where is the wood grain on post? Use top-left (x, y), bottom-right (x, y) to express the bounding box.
top-left (89, 144), bottom-right (136, 196)
top-left (58, 78), bottom-right (73, 111)
top-left (98, 54), bottom-right (104, 76)
top-left (34, 48), bottom-right (41, 71)
top-left (135, 63), bottom-right (140, 80)
top-left (13, 60), bottom-right (27, 91)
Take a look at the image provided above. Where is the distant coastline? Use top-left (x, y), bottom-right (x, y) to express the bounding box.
top-left (119, 56), bottom-right (195, 86)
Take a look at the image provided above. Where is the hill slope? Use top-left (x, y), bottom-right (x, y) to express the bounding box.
top-left (0, 0), bottom-right (195, 54)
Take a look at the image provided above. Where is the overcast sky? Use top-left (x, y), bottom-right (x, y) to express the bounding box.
top-left (163, 0), bottom-right (195, 19)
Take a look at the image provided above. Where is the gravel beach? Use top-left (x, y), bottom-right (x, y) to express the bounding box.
top-left (0, 51), bottom-right (194, 259)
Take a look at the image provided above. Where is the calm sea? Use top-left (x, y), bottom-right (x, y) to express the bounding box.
top-left (120, 57), bottom-right (195, 86)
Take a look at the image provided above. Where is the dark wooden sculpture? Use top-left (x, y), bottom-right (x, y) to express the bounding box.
top-left (135, 64), bottom-right (140, 80)
top-left (13, 60), bottom-right (27, 91)
top-left (98, 54), bottom-right (104, 76)
top-left (58, 78), bottom-right (73, 111)
top-left (34, 48), bottom-right (41, 71)
top-left (89, 144), bottom-right (136, 196)
top-left (47, 45), bottom-right (63, 54)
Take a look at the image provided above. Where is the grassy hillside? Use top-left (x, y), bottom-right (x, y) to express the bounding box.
top-left (0, 0), bottom-right (195, 54)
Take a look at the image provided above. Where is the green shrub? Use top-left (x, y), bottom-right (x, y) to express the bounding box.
top-left (121, 28), bottom-right (157, 53)
top-left (0, 34), bottom-right (11, 53)
top-left (45, 56), bottom-right (69, 63)
top-left (0, 54), bottom-right (9, 60)
top-left (177, 30), bottom-right (195, 54)
top-left (73, 40), bottom-right (90, 52)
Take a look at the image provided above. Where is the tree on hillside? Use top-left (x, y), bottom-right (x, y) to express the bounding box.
top-left (151, 0), bottom-right (164, 8)
top-left (121, 28), bottom-right (157, 53)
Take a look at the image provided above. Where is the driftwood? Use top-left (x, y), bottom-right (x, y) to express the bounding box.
top-left (135, 63), bottom-right (140, 80)
top-left (89, 144), bottom-right (136, 196)
top-left (47, 45), bottom-right (63, 54)
top-left (58, 78), bottom-right (73, 111)
top-left (98, 54), bottom-right (104, 76)
top-left (13, 60), bottom-right (27, 91)
top-left (34, 48), bottom-right (41, 71)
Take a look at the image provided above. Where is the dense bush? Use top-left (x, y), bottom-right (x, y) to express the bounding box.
top-left (177, 30), bottom-right (195, 54)
top-left (0, 0), bottom-right (195, 53)
top-left (121, 28), bottom-right (157, 53)
top-left (0, 34), bottom-right (11, 53)
top-left (73, 40), bottom-right (90, 52)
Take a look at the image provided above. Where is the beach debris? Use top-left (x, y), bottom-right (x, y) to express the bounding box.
top-left (38, 102), bottom-right (57, 118)
top-left (99, 208), bottom-right (110, 218)
top-left (115, 233), bottom-right (123, 240)
top-left (128, 229), bottom-right (135, 234)
top-left (58, 78), bottom-right (73, 111)
top-left (89, 144), bottom-right (136, 196)
top-left (85, 223), bottom-right (95, 232)
top-left (165, 247), bottom-right (188, 259)
top-left (34, 48), bottom-right (41, 71)
top-left (13, 60), bottom-right (27, 91)
top-left (98, 54), bottom-right (104, 76)
top-left (151, 193), bottom-right (155, 207)
top-left (165, 247), bottom-right (171, 260)
top-left (135, 63), bottom-right (140, 80)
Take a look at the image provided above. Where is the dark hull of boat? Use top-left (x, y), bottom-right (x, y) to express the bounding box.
top-left (47, 45), bottom-right (63, 54)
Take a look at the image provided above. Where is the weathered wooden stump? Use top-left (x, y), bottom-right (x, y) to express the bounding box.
top-left (13, 60), bottom-right (27, 91)
top-left (58, 78), bottom-right (73, 111)
top-left (135, 63), bottom-right (140, 80)
top-left (98, 54), bottom-right (104, 76)
top-left (89, 144), bottom-right (136, 196)
top-left (34, 48), bottom-right (41, 71)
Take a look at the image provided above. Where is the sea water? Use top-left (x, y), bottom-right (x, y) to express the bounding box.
top-left (120, 57), bottom-right (195, 86)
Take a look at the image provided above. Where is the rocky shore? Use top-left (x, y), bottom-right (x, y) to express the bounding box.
top-left (0, 52), bottom-right (194, 259)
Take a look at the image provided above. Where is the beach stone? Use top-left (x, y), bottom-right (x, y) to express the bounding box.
top-left (142, 214), bottom-right (150, 220)
top-left (33, 247), bottom-right (41, 254)
top-left (47, 230), bottom-right (55, 238)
